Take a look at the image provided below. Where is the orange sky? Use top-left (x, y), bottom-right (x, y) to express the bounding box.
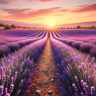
top-left (0, 0), bottom-right (96, 25)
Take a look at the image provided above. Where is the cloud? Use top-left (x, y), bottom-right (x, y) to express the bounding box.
top-left (72, 4), bottom-right (96, 12)
top-left (2, 3), bottom-right (96, 19)
top-left (28, 0), bottom-right (57, 2)
top-left (39, 0), bottom-right (57, 2)
top-left (3, 8), bottom-right (31, 14)
top-left (0, 0), bottom-right (57, 4)
top-left (0, 0), bottom-right (13, 4)
top-left (2, 7), bottom-right (62, 19)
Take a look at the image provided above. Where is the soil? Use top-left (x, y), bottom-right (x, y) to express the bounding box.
top-left (26, 39), bottom-right (60, 96)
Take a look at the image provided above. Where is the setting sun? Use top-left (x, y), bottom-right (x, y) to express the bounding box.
top-left (48, 22), bottom-right (55, 28)
top-left (43, 16), bottom-right (57, 28)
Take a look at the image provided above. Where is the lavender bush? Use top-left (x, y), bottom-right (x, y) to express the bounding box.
top-left (0, 45), bottom-right (10, 57)
top-left (51, 33), bottom-right (96, 96)
top-left (90, 47), bottom-right (96, 57)
top-left (79, 43), bottom-right (92, 53)
top-left (0, 31), bottom-right (47, 96)
top-left (0, 30), bottom-right (45, 58)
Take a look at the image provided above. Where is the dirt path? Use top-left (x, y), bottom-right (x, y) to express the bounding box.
top-left (26, 39), bottom-right (60, 96)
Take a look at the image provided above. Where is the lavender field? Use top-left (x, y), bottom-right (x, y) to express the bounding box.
top-left (0, 29), bottom-right (96, 96)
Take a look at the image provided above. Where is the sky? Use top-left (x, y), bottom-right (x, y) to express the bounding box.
top-left (0, 0), bottom-right (96, 25)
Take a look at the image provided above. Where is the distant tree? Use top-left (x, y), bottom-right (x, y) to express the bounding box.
top-left (11, 24), bottom-right (16, 29)
top-left (4, 25), bottom-right (11, 30)
top-left (17, 26), bottom-right (21, 28)
top-left (91, 25), bottom-right (96, 29)
top-left (0, 23), bottom-right (4, 27)
top-left (22, 26), bottom-right (26, 29)
top-left (77, 26), bottom-right (80, 29)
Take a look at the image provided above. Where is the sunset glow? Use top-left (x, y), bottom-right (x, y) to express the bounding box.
top-left (0, 0), bottom-right (96, 25)
top-left (48, 22), bottom-right (55, 28)
top-left (45, 17), bottom-right (56, 28)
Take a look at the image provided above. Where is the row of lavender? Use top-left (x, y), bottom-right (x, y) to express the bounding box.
top-left (0, 30), bottom-right (48, 96)
top-left (0, 30), bottom-right (45, 57)
top-left (55, 30), bottom-right (96, 57)
top-left (51, 32), bottom-right (96, 96)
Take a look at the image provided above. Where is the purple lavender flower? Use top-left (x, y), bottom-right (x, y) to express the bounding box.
top-left (91, 86), bottom-right (95, 96)
top-left (74, 76), bottom-right (78, 82)
top-left (11, 76), bottom-right (14, 83)
top-left (0, 85), bottom-right (3, 94)
top-left (4, 88), bottom-right (8, 95)
top-left (78, 66), bottom-right (83, 73)
top-left (5, 93), bottom-right (10, 96)
top-left (81, 92), bottom-right (84, 96)
top-left (10, 84), bottom-right (14, 92)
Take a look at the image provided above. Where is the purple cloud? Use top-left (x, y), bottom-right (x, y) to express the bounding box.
top-left (72, 4), bottom-right (96, 12)
top-left (0, 0), bottom-right (13, 4)
top-left (2, 3), bottom-right (96, 19)
top-left (28, 0), bottom-right (57, 2)
top-left (2, 7), bottom-right (62, 18)
top-left (39, 0), bottom-right (57, 2)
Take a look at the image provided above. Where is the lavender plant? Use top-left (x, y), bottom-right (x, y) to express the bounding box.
top-left (51, 33), bottom-right (96, 96)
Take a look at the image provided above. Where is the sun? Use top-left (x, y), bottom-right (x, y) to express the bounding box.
top-left (44, 16), bottom-right (57, 29)
top-left (48, 22), bottom-right (55, 28)
top-left (47, 20), bottom-right (57, 29)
